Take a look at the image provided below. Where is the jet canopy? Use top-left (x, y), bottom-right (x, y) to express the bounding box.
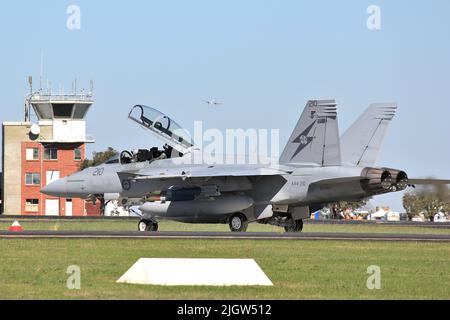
top-left (128, 105), bottom-right (195, 154)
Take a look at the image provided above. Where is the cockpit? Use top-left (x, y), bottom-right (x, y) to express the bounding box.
top-left (104, 105), bottom-right (195, 165)
top-left (103, 144), bottom-right (177, 165)
top-left (128, 105), bottom-right (194, 154)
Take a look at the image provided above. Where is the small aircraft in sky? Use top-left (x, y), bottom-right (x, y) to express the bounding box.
top-left (42, 101), bottom-right (450, 232)
top-left (202, 98), bottom-right (223, 106)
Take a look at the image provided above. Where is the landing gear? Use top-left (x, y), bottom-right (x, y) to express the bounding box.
top-left (229, 213), bottom-right (248, 232)
top-left (258, 214), bottom-right (304, 233)
top-left (138, 219), bottom-right (158, 232)
top-left (284, 219), bottom-right (303, 233)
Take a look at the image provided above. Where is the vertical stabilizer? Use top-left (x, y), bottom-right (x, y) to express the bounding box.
top-left (279, 100), bottom-right (341, 166)
top-left (341, 103), bottom-right (397, 167)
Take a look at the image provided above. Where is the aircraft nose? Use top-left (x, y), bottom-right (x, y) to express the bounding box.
top-left (41, 178), bottom-right (67, 196)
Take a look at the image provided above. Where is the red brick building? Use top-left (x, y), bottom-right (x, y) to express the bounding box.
top-left (20, 142), bottom-right (86, 216)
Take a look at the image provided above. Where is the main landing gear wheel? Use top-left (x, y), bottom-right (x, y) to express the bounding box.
top-left (284, 219), bottom-right (303, 233)
top-left (229, 213), bottom-right (248, 232)
top-left (138, 219), bottom-right (158, 232)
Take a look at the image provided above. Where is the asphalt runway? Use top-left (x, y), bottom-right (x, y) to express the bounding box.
top-left (1, 230), bottom-right (450, 242)
top-left (2, 215), bottom-right (450, 228)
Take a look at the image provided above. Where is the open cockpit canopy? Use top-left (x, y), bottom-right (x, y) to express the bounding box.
top-left (128, 105), bottom-right (195, 154)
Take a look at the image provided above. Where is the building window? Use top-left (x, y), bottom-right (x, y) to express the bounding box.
top-left (44, 148), bottom-right (58, 160)
top-left (26, 148), bottom-right (39, 160)
top-left (25, 173), bottom-right (40, 186)
top-left (25, 199), bottom-right (39, 212)
top-left (74, 148), bottom-right (82, 160)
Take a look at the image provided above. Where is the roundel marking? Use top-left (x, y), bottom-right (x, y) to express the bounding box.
top-left (122, 179), bottom-right (131, 190)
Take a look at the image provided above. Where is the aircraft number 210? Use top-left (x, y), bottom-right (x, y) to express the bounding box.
top-left (93, 168), bottom-right (104, 176)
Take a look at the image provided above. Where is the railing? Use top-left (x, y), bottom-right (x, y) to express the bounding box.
top-left (29, 92), bottom-right (94, 102)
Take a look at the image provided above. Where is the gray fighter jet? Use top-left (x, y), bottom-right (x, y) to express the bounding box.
top-left (41, 101), bottom-right (450, 232)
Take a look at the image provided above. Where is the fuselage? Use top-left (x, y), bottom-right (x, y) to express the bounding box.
top-left (41, 154), bottom-right (402, 209)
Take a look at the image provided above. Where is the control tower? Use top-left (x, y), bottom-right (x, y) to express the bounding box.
top-left (2, 79), bottom-right (98, 216)
top-left (27, 90), bottom-right (95, 143)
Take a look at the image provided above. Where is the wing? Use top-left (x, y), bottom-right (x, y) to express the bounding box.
top-left (121, 165), bottom-right (292, 180)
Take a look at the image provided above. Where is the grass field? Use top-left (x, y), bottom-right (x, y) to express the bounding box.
top-left (0, 238), bottom-right (449, 299)
top-left (1, 219), bottom-right (449, 299)
top-left (1, 218), bottom-right (450, 235)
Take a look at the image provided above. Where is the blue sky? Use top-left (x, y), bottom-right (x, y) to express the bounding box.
top-left (1, 0), bottom-right (449, 211)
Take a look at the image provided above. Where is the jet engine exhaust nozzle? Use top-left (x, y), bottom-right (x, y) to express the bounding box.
top-left (382, 168), bottom-right (409, 191)
top-left (361, 168), bottom-right (393, 194)
top-left (396, 171), bottom-right (409, 190)
top-left (361, 167), bottom-right (409, 195)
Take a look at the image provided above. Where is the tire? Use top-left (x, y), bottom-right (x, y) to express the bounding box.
top-left (284, 219), bottom-right (303, 233)
top-left (229, 213), bottom-right (248, 232)
top-left (138, 219), bottom-right (158, 232)
top-left (149, 222), bottom-right (158, 232)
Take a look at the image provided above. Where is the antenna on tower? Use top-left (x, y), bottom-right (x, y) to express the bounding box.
top-left (25, 76), bottom-right (33, 121)
top-left (28, 76), bottom-right (33, 94)
top-left (40, 50), bottom-right (44, 91)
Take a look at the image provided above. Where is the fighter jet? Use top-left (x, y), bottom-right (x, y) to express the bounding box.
top-left (41, 101), bottom-right (450, 232)
top-left (202, 98), bottom-right (223, 106)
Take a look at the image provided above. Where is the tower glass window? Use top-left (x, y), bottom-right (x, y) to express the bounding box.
top-left (52, 103), bottom-right (74, 118)
top-left (34, 104), bottom-right (53, 120)
top-left (73, 104), bottom-right (90, 119)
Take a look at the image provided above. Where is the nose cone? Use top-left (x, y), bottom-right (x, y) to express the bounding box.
top-left (41, 178), bottom-right (67, 196)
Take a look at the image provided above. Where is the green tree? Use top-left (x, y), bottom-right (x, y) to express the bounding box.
top-left (403, 185), bottom-right (450, 221)
top-left (329, 198), bottom-right (371, 219)
top-left (79, 147), bottom-right (118, 171)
